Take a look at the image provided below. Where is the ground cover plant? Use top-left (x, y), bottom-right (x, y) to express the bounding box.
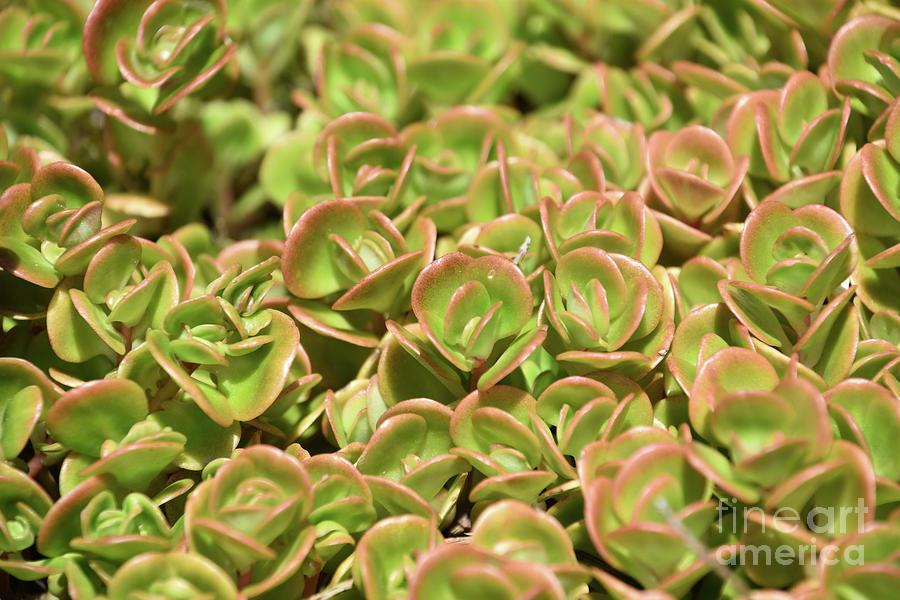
top-left (4, 0), bottom-right (900, 598)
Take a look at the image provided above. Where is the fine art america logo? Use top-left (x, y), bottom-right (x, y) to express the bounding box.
top-left (713, 498), bottom-right (868, 567)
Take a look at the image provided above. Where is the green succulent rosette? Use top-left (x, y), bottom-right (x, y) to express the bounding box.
top-left (185, 444), bottom-right (317, 597)
top-left (267, 112), bottom-right (411, 216)
top-left (682, 348), bottom-right (877, 586)
top-left (462, 148), bottom-right (595, 229)
top-left (647, 124), bottom-right (750, 257)
top-left (718, 198), bottom-right (858, 384)
top-left (406, 0), bottom-right (520, 105)
top-left (689, 347), bottom-right (832, 487)
top-left (666, 302), bottom-right (755, 395)
top-left (353, 514), bottom-right (442, 600)
top-left (113, 257), bottom-right (302, 429)
top-left (0, 462), bottom-right (53, 553)
top-left (575, 115), bottom-right (647, 192)
top-left (302, 23), bottom-right (412, 122)
top-left (69, 490), bottom-right (177, 562)
top-left (401, 105), bottom-right (514, 224)
top-left (106, 551), bottom-right (238, 600)
top-left (83, 0), bottom-right (237, 117)
top-left (283, 198), bottom-right (435, 346)
top-left (395, 251), bottom-right (545, 390)
top-left (303, 453), bottom-right (377, 566)
top-left (406, 500), bottom-right (585, 600)
top-left (45, 379), bottom-right (185, 493)
top-left (534, 374), bottom-right (652, 466)
top-left (540, 191), bottom-right (662, 268)
top-left (0, 0), bottom-right (90, 152)
top-left (356, 398), bottom-right (469, 522)
top-left (580, 438), bottom-right (720, 596)
top-left (449, 386), bottom-right (562, 506)
top-left (542, 246), bottom-right (673, 378)
top-left (0, 160), bottom-right (132, 291)
top-left (726, 71), bottom-right (850, 205)
top-left (572, 62), bottom-right (689, 132)
top-left (738, 199), bottom-right (856, 304)
top-left (827, 14), bottom-right (900, 120)
top-left (224, 0), bottom-right (311, 108)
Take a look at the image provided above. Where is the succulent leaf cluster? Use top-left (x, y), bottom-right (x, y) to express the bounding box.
top-left (5, 1), bottom-right (900, 599)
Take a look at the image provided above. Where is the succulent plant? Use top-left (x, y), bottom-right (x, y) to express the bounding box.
top-left (83, 0), bottom-right (238, 117)
top-left (185, 445), bottom-right (316, 596)
top-left (542, 246), bottom-right (673, 378)
top-left (828, 14), bottom-right (900, 121)
top-left (726, 71), bottom-right (850, 204)
top-left (646, 124), bottom-right (750, 257)
top-left (402, 251), bottom-right (547, 389)
top-left (107, 551), bottom-right (239, 600)
top-left (5, 2), bottom-right (900, 599)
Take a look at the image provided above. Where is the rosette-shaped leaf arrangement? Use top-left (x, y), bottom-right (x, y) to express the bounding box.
top-left (400, 252), bottom-right (546, 390)
top-left (841, 102), bottom-right (900, 313)
top-left (727, 71), bottom-right (850, 205)
top-left (689, 347), bottom-right (832, 487)
top-left (543, 247), bottom-right (673, 378)
top-left (576, 115), bottom-right (647, 192)
top-left (720, 198), bottom-right (858, 383)
top-left (0, 462), bottom-right (53, 554)
top-left (302, 112), bottom-right (411, 206)
top-left (817, 525), bottom-right (900, 598)
top-left (408, 500), bottom-right (585, 599)
top-left (580, 438), bottom-right (720, 596)
top-left (44, 232), bottom-right (175, 364)
top-left (68, 490), bottom-right (177, 563)
top-left (106, 552), bottom-right (238, 600)
top-left (828, 15), bottom-right (900, 120)
top-left (353, 514), bottom-right (442, 600)
top-left (572, 63), bottom-right (688, 132)
top-left (684, 348), bottom-right (876, 587)
top-left (450, 386), bottom-right (560, 506)
top-left (22, 482), bottom-right (186, 589)
top-left (0, 161), bottom-right (129, 290)
top-left (357, 399), bottom-right (469, 522)
top-left (45, 379), bottom-right (185, 492)
top-left (667, 302), bottom-right (755, 394)
top-left (123, 257), bottom-right (301, 428)
top-left (534, 375), bottom-right (653, 465)
top-left (284, 198), bottom-right (434, 346)
top-left (407, 0), bottom-right (519, 104)
top-left (462, 147), bottom-right (594, 229)
top-left (185, 445), bottom-right (316, 597)
top-left (224, 0), bottom-right (310, 108)
top-left (83, 0), bottom-right (237, 117)
top-left (647, 125), bottom-right (749, 256)
top-left (304, 23), bottom-right (411, 122)
top-left (401, 106), bottom-right (513, 226)
top-left (0, 2), bottom-right (86, 88)
top-left (303, 454), bottom-right (377, 567)
top-left (540, 191), bottom-right (662, 267)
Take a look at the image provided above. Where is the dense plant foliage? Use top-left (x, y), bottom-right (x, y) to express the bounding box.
top-left (4, 0), bottom-right (900, 598)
